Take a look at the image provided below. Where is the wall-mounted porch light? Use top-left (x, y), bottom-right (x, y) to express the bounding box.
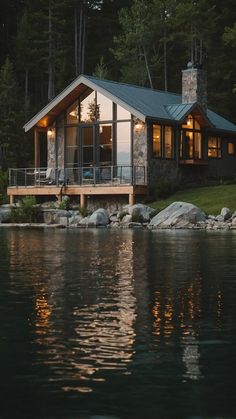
top-left (134, 119), bottom-right (144, 131)
top-left (47, 127), bottom-right (55, 139)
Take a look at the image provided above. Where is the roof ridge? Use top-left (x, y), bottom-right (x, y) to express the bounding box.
top-left (84, 74), bottom-right (181, 97)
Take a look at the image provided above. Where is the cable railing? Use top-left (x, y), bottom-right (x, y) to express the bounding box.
top-left (8, 165), bottom-right (147, 188)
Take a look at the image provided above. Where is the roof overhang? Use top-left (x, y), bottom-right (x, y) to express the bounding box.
top-left (24, 75), bottom-right (146, 132)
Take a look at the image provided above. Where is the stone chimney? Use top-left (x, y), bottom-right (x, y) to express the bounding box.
top-left (182, 62), bottom-right (207, 111)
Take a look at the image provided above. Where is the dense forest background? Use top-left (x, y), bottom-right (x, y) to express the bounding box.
top-left (0, 0), bottom-right (235, 171)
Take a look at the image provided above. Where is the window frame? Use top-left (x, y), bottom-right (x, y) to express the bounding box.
top-left (152, 124), bottom-right (174, 159)
top-left (227, 142), bottom-right (235, 156)
top-left (207, 136), bottom-right (222, 159)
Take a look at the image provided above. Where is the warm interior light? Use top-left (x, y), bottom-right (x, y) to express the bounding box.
top-left (47, 128), bottom-right (54, 138)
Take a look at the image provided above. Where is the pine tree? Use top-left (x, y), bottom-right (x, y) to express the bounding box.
top-left (0, 58), bottom-right (28, 168)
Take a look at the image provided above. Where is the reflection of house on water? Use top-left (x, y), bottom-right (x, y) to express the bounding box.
top-left (7, 229), bottom-right (228, 389)
top-left (150, 232), bottom-right (225, 382)
top-left (7, 229), bottom-right (137, 393)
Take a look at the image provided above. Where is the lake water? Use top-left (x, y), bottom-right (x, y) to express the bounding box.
top-left (0, 228), bottom-right (236, 419)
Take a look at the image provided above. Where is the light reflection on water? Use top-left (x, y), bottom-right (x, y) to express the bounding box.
top-left (0, 228), bottom-right (236, 418)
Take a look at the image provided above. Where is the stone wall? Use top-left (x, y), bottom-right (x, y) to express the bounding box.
top-left (57, 126), bottom-right (65, 169)
top-left (148, 159), bottom-right (180, 189)
top-left (47, 136), bottom-right (56, 168)
top-left (182, 68), bottom-right (207, 110)
top-left (133, 122), bottom-right (147, 167)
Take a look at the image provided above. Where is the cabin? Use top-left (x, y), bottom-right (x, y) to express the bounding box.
top-left (8, 64), bottom-right (236, 207)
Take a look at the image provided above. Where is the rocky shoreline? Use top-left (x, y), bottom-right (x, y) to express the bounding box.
top-left (1, 201), bottom-right (236, 230)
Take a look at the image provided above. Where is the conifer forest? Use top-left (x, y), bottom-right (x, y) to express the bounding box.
top-left (0, 0), bottom-right (235, 171)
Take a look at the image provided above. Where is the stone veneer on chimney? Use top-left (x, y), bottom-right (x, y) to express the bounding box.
top-left (182, 66), bottom-right (207, 111)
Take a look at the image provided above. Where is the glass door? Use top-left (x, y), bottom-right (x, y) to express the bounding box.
top-left (81, 126), bottom-right (95, 181)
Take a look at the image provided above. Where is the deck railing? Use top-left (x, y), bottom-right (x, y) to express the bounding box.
top-left (8, 165), bottom-right (147, 188)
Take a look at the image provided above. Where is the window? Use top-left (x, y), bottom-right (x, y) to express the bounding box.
top-left (208, 137), bottom-right (221, 158)
top-left (65, 127), bottom-right (79, 167)
top-left (152, 125), bottom-right (173, 159)
top-left (117, 105), bottom-right (131, 120)
top-left (153, 125), bottom-right (161, 157)
top-left (180, 114), bottom-right (202, 160)
top-left (66, 101), bottom-right (79, 124)
top-left (164, 126), bottom-right (173, 158)
top-left (99, 124), bottom-right (112, 164)
top-left (97, 93), bottom-right (112, 121)
top-left (227, 142), bottom-right (235, 155)
top-left (80, 91), bottom-right (96, 123)
top-left (117, 122), bottom-right (131, 165)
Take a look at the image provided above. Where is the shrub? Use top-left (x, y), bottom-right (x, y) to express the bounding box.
top-left (11, 196), bottom-right (39, 223)
top-left (58, 196), bottom-right (70, 210)
top-left (78, 205), bottom-right (88, 217)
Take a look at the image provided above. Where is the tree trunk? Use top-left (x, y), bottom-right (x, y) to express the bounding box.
top-left (24, 68), bottom-right (29, 120)
top-left (78, 3), bottom-right (83, 74)
top-left (81, 13), bottom-right (86, 74)
top-left (48, 1), bottom-right (55, 101)
top-left (143, 45), bottom-right (153, 89)
top-left (163, 26), bottom-right (168, 91)
top-left (74, 7), bottom-right (78, 76)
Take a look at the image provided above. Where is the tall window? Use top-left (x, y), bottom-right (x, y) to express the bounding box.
top-left (153, 125), bottom-right (161, 157)
top-left (227, 142), bottom-right (235, 155)
top-left (117, 122), bottom-right (131, 165)
top-left (66, 127), bottom-right (79, 167)
top-left (63, 89), bottom-right (132, 169)
top-left (99, 124), bottom-right (112, 164)
top-left (208, 137), bottom-right (221, 158)
top-left (181, 114), bottom-right (202, 159)
top-left (152, 124), bottom-right (173, 158)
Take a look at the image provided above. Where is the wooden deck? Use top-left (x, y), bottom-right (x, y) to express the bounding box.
top-left (7, 184), bottom-right (149, 206)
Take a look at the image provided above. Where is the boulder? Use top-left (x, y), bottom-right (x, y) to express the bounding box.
top-left (42, 209), bottom-right (69, 224)
top-left (130, 203), bottom-right (156, 221)
top-left (231, 211), bottom-right (236, 219)
top-left (69, 213), bottom-right (83, 225)
top-left (123, 203), bottom-right (155, 222)
top-left (121, 214), bottom-right (132, 224)
top-left (220, 207), bottom-right (231, 221)
top-left (88, 208), bottom-right (109, 227)
top-left (0, 205), bottom-right (11, 223)
top-left (149, 202), bottom-right (206, 229)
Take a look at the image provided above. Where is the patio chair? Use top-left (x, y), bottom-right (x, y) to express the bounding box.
top-left (40, 167), bottom-right (55, 184)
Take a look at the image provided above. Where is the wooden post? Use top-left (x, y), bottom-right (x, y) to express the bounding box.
top-left (34, 127), bottom-right (40, 168)
top-left (9, 195), bottom-right (14, 205)
top-left (80, 194), bottom-right (87, 208)
top-left (129, 193), bottom-right (135, 206)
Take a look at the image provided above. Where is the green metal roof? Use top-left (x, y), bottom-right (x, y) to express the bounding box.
top-left (85, 75), bottom-right (180, 121)
top-left (206, 109), bottom-right (236, 133)
top-left (165, 103), bottom-right (195, 121)
top-left (24, 74), bottom-right (236, 134)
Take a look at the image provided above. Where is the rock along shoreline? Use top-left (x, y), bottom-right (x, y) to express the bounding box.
top-left (1, 201), bottom-right (236, 230)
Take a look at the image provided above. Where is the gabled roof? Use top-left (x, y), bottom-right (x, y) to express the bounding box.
top-left (24, 74), bottom-right (236, 134)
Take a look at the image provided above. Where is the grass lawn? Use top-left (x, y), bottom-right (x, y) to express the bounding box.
top-left (150, 184), bottom-right (236, 215)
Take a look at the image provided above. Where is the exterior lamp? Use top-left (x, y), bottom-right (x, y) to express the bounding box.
top-left (186, 115), bottom-right (193, 127)
top-left (47, 128), bottom-right (54, 138)
top-left (135, 119), bottom-right (144, 131)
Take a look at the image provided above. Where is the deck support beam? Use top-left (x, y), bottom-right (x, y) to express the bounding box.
top-left (9, 195), bottom-right (14, 205)
top-left (129, 193), bottom-right (135, 206)
top-left (80, 194), bottom-right (87, 208)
